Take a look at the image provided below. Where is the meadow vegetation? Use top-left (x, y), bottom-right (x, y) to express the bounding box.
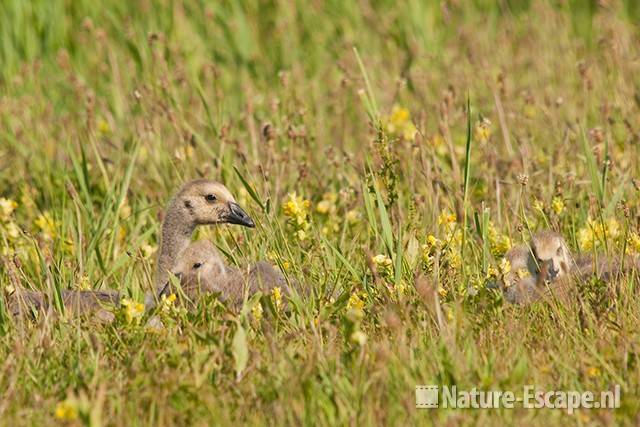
top-left (1, 0), bottom-right (640, 425)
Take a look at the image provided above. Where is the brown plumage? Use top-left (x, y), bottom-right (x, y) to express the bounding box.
top-left (501, 232), bottom-right (575, 305)
top-left (159, 240), bottom-right (290, 310)
top-left (7, 289), bottom-right (120, 319)
top-left (500, 229), bottom-right (640, 306)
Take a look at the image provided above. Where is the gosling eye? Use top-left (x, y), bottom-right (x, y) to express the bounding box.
top-left (193, 262), bottom-right (203, 269)
top-left (205, 194), bottom-right (217, 202)
top-left (556, 246), bottom-right (563, 256)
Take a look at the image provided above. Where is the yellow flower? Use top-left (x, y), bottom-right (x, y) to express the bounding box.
top-left (0, 198), bottom-right (18, 221)
top-left (426, 234), bottom-right (440, 247)
top-left (2, 221), bottom-right (21, 240)
top-left (402, 122), bottom-right (417, 141)
top-left (321, 222), bottom-right (340, 236)
top-left (627, 232), bottom-right (640, 254)
top-left (54, 399), bottom-right (78, 421)
top-left (371, 254), bottom-right (392, 268)
top-left (551, 197), bottom-right (565, 216)
top-left (160, 293), bottom-right (177, 313)
top-left (587, 366), bottom-right (601, 378)
top-left (516, 268), bottom-right (531, 279)
top-left (283, 192), bottom-right (311, 241)
top-left (487, 222), bottom-right (511, 257)
top-left (486, 265), bottom-right (499, 280)
top-left (34, 211), bottom-right (58, 241)
top-left (251, 301), bottom-right (263, 322)
top-left (606, 218), bottom-right (621, 239)
top-left (385, 105), bottom-right (416, 141)
top-left (78, 274), bottom-right (91, 290)
top-left (473, 118), bottom-right (492, 143)
top-left (350, 330), bottom-right (367, 346)
top-left (345, 210), bottom-right (360, 226)
top-left (577, 217), bottom-right (622, 251)
top-left (396, 281), bottom-right (407, 294)
top-left (316, 200), bottom-right (333, 214)
top-left (140, 244), bottom-right (157, 258)
top-left (283, 192), bottom-right (310, 221)
top-left (97, 117), bottom-right (111, 135)
top-left (118, 199), bottom-right (132, 219)
top-left (577, 226), bottom-right (595, 251)
top-left (295, 229), bottom-right (307, 241)
top-left (121, 298), bottom-right (145, 324)
top-left (317, 192), bottom-right (338, 215)
top-left (499, 258), bottom-right (511, 276)
top-left (387, 105), bottom-right (409, 133)
top-left (438, 211), bottom-right (456, 226)
top-left (346, 292), bottom-right (364, 311)
top-left (271, 287), bottom-right (283, 311)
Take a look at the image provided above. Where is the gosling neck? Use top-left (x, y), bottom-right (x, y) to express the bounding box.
top-left (156, 196), bottom-right (197, 289)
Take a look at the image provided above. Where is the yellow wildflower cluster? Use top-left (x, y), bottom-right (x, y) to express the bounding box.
top-left (627, 232), bottom-right (640, 254)
top-left (371, 253), bottom-right (393, 281)
top-left (498, 257), bottom-right (512, 288)
top-left (282, 192), bottom-right (311, 241)
top-left (421, 234), bottom-right (440, 271)
top-left (438, 210), bottom-right (457, 233)
top-left (431, 210), bottom-right (463, 273)
top-left (577, 217), bottom-right (621, 251)
top-left (473, 117), bottom-right (492, 143)
top-left (140, 243), bottom-right (157, 259)
top-left (160, 293), bottom-right (177, 313)
top-left (345, 209), bottom-right (361, 226)
top-left (587, 366), bottom-right (601, 378)
top-left (54, 398), bottom-right (79, 421)
top-left (487, 221), bottom-right (512, 257)
top-left (121, 298), bottom-right (145, 324)
top-left (251, 300), bottom-right (263, 322)
top-left (346, 292), bottom-right (365, 311)
top-left (316, 192), bottom-right (337, 215)
top-left (0, 198), bottom-right (27, 258)
top-left (551, 197), bottom-right (566, 216)
top-left (316, 192), bottom-right (340, 236)
top-left (34, 211), bottom-right (58, 241)
top-left (384, 105), bottom-right (417, 141)
top-left (271, 287), bottom-right (283, 311)
top-left (350, 330), bottom-right (367, 346)
top-left (0, 198), bottom-right (17, 220)
top-left (345, 292), bottom-right (366, 347)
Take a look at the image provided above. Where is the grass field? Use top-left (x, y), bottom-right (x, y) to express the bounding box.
top-left (1, 0), bottom-right (640, 425)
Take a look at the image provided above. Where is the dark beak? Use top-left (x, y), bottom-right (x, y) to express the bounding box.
top-left (225, 202), bottom-right (255, 228)
top-left (548, 262), bottom-right (559, 280)
top-left (539, 259), bottom-right (558, 281)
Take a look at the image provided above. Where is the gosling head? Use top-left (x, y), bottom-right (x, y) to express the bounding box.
top-left (159, 241), bottom-right (227, 298)
top-left (174, 241), bottom-right (226, 278)
top-left (175, 179), bottom-right (255, 228)
top-left (531, 230), bottom-right (571, 280)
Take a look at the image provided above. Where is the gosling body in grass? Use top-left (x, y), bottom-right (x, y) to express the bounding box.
top-left (7, 288), bottom-right (120, 321)
top-left (501, 231), bottom-right (574, 305)
top-left (160, 240), bottom-right (290, 310)
top-left (499, 229), bottom-right (640, 305)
